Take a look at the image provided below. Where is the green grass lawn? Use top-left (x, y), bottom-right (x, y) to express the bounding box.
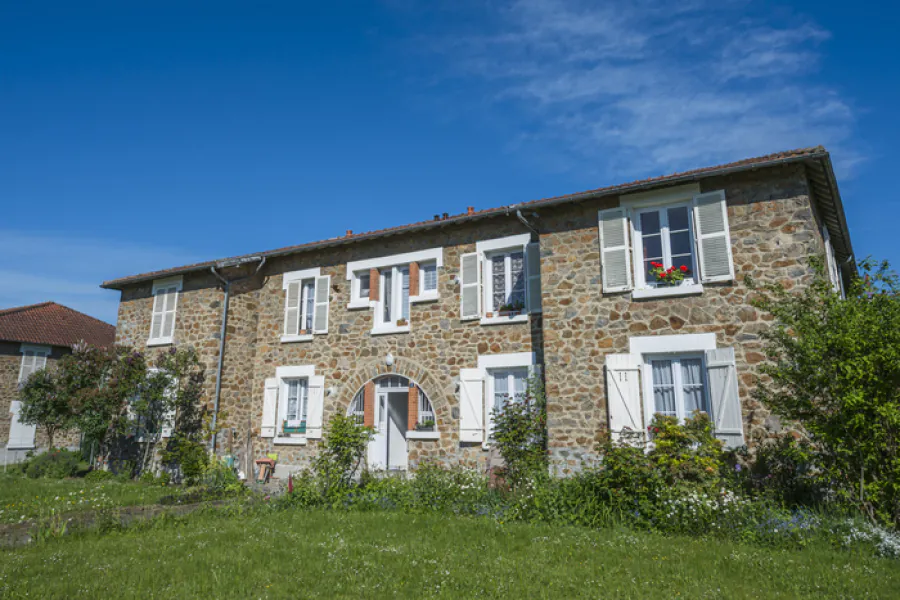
top-left (0, 473), bottom-right (172, 524)
top-left (1, 509), bottom-right (896, 599)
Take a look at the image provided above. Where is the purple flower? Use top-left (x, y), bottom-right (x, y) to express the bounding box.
top-left (734, 463), bottom-right (742, 472)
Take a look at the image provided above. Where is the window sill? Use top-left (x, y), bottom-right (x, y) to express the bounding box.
top-left (632, 284), bottom-right (704, 300)
top-left (480, 314), bottom-right (529, 326)
top-left (6, 444), bottom-right (35, 451)
top-left (147, 338), bottom-right (175, 347)
top-left (409, 292), bottom-right (439, 304)
top-left (280, 334), bottom-right (314, 344)
top-left (346, 300), bottom-right (374, 310)
top-left (273, 436), bottom-right (307, 446)
top-left (406, 431), bottom-right (440, 440)
top-left (370, 325), bottom-right (411, 336)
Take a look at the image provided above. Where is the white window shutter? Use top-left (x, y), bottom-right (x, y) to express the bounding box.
top-left (306, 375), bottom-right (325, 439)
top-left (161, 287), bottom-right (178, 339)
top-left (35, 353), bottom-right (47, 370)
top-left (459, 368), bottom-right (484, 442)
top-left (284, 281), bottom-right (301, 335)
top-left (261, 378), bottom-right (279, 438)
top-left (705, 348), bottom-right (744, 448)
top-left (822, 227), bottom-right (841, 293)
top-left (313, 275), bottom-right (330, 334)
top-left (605, 353), bottom-right (644, 446)
top-left (7, 400), bottom-right (37, 449)
top-left (598, 208), bottom-right (632, 293)
top-left (150, 292), bottom-right (164, 340)
top-left (525, 242), bottom-right (542, 314)
top-left (693, 191), bottom-right (735, 283)
top-left (459, 252), bottom-right (481, 320)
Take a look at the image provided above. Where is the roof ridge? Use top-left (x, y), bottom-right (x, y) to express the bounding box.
top-left (0, 301), bottom-right (55, 316)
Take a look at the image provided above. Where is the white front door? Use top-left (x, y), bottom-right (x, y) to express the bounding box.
top-left (368, 392), bottom-right (389, 469)
top-left (8, 401), bottom-right (36, 450)
top-left (366, 390), bottom-right (409, 470)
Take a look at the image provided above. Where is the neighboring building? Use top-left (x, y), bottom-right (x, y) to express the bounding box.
top-left (1, 302), bottom-right (116, 462)
top-left (102, 147), bottom-right (853, 476)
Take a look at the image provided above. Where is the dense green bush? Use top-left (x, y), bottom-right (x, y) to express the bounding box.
top-left (491, 374), bottom-right (547, 488)
top-left (84, 469), bottom-right (115, 483)
top-left (24, 449), bottom-right (89, 479)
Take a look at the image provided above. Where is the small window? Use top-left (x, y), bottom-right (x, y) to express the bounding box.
top-left (18, 349), bottom-right (48, 385)
top-left (635, 204), bottom-right (698, 289)
top-left (284, 279), bottom-right (316, 335)
top-left (348, 389), bottom-right (365, 424)
top-left (417, 389), bottom-right (435, 427)
top-left (149, 278), bottom-right (182, 344)
top-left (282, 378), bottom-right (309, 434)
top-left (376, 265), bottom-right (410, 328)
top-left (357, 272), bottom-right (371, 300)
top-left (420, 262), bottom-right (437, 293)
top-left (648, 355), bottom-right (708, 421)
top-left (490, 367), bottom-right (528, 413)
top-left (486, 251), bottom-right (526, 314)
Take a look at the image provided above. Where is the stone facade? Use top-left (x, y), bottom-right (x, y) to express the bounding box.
top-left (110, 162), bottom-right (839, 475)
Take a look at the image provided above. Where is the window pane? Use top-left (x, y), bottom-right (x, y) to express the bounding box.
top-left (651, 360), bottom-right (676, 415)
top-left (672, 255), bottom-right (694, 278)
top-left (512, 369), bottom-right (528, 401)
top-left (642, 235), bottom-right (662, 260)
top-left (510, 252), bottom-right (525, 308)
top-left (382, 269), bottom-right (392, 322)
top-left (422, 263), bottom-right (437, 291)
top-left (400, 267), bottom-right (410, 320)
top-left (681, 358), bottom-right (707, 414)
top-left (303, 280), bottom-right (315, 331)
top-left (493, 371), bottom-right (509, 411)
top-left (286, 381), bottom-right (299, 421)
top-left (358, 273), bottom-right (370, 299)
top-left (640, 211), bottom-right (661, 235)
top-left (491, 255), bottom-right (506, 311)
top-left (668, 206), bottom-right (690, 231)
top-left (670, 231), bottom-right (692, 257)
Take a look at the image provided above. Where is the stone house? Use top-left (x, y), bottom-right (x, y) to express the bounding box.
top-left (102, 147), bottom-right (853, 476)
top-left (1, 302), bottom-right (116, 463)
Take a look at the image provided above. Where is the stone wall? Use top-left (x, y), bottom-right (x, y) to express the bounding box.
top-left (111, 163), bottom-right (833, 475)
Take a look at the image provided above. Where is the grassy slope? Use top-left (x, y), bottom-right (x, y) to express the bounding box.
top-left (1, 510), bottom-right (897, 599)
top-left (0, 474), bottom-right (172, 524)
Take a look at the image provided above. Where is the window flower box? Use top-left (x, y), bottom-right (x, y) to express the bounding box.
top-left (299, 329), bottom-right (308, 335)
top-left (282, 420), bottom-right (307, 435)
top-left (497, 301), bottom-right (525, 317)
top-left (485, 311), bottom-right (494, 318)
top-left (415, 419), bottom-right (436, 432)
top-left (396, 318), bottom-right (409, 327)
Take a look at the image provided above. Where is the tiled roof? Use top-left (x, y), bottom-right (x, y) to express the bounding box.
top-left (0, 302), bottom-right (116, 348)
top-left (102, 146), bottom-right (838, 289)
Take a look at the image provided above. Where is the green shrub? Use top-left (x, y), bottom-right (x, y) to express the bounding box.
top-left (84, 469), bottom-right (115, 483)
top-left (314, 414), bottom-right (371, 503)
top-left (24, 449), bottom-right (89, 479)
top-left (491, 374), bottom-right (547, 488)
top-left (732, 434), bottom-right (827, 507)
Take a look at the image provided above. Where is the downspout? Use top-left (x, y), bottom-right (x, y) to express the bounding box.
top-left (513, 207), bottom-right (539, 236)
top-left (209, 256), bottom-right (266, 454)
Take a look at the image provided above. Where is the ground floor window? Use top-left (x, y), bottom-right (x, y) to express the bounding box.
top-left (489, 367), bottom-right (528, 412)
top-left (648, 354), bottom-right (708, 420)
top-left (282, 378), bottom-right (308, 433)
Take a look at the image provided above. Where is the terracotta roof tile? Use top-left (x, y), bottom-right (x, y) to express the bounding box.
top-left (102, 146), bottom-right (830, 288)
top-left (0, 302), bottom-right (116, 348)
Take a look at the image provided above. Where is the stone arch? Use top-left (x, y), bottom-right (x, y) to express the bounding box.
top-left (341, 355), bottom-right (452, 419)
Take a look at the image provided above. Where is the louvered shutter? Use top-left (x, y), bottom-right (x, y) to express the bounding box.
top-left (598, 208), bottom-right (633, 292)
top-left (459, 368), bottom-right (484, 442)
top-left (313, 275), bottom-right (330, 334)
top-left (525, 242), bottom-right (542, 314)
top-left (150, 292), bottom-right (164, 340)
top-left (705, 348), bottom-right (744, 448)
top-left (8, 401), bottom-right (37, 449)
top-left (161, 287), bottom-right (178, 339)
top-left (605, 354), bottom-right (644, 446)
top-left (460, 252), bottom-right (481, 320)
top-left (306, 375), bottom-right (325, 439)
top-left (822, 227), bottom-right (841, 293)
top-left (261, 378), bottom-right (278, 438)
top-left (693, 191), bottom-right (735, 283)
top-left (284, 281), bottom-right (301, 335)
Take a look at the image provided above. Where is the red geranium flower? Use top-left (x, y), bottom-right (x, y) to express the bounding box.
top-left (680, 265), bottom-right (688, 272)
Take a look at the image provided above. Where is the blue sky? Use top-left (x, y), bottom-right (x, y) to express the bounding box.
top-left (1, 1), bottom-right (897, 324)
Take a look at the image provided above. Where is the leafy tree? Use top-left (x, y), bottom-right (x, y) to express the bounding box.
top-left (491, 374), bottom-right (547, 487)
top-left (751, 258), bottom-right (900, 524)
top-left (315, 414), bottom-right (371, 499)
top-left (18, 368), bottom-right (72, 449)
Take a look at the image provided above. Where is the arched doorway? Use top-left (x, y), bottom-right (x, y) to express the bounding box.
top-left (348, 375), bottom-right (435, 471)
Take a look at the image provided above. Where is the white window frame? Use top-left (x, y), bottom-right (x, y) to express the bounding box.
top-left (282, 267), bottom-right (320, 343)
top-left (372, 264), bottom-right (411, 335)
top-left (273, 365), bottom-right (316, 445)
top-left (621, 186), bottom-right (704, 300)
top-left (476, 234), bottom-right (532, 325)
top-left (484, 249), bottom-right (527, 314)
top-left (148, 276), bottom-right (183, 346)
top-left (417, 260), bottom-right (439, 299)
top-left (346, 247), bottom-right (443, 309)
top-left (644, 353), bottom-right (710, 422)
top-left (353, 271), bottom-right (371, 304)
top-left (18, 344), bottom-right (50, 384)
top-left (478, 351), bottom-right (537, 442)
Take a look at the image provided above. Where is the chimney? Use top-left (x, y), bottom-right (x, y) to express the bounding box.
top-left (467, 206), bottom-right (475, 215)
top-left (442, 212), bottom-right (449, 220)
top-left (346, 230), bottom-right (353, 236)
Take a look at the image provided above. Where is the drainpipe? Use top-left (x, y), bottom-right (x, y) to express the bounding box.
top-left (209, 256), bottom-right (266, 454)
top-left (509, 206), bottom-right (539, 236)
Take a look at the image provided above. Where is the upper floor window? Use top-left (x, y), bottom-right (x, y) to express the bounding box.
top-left (345, 247), bottom-right (443, 334)
top-left (149, 276), bottom-right (182, 346)
top-left (282, 268), bottom-right (330, 342)
top-left (18, 345), bottom-right (49, 385)
top-left (599, 186), bottom-right (734, 300)
top-left (822, 226), bottom-right (845, 297)
top-left (460, 234), bottom-right (541, 324)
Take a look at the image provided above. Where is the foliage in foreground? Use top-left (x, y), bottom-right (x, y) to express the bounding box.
top-left (3, 510), bottom-right (897, 599)
top-left (750, 258), bottom-right (900, 525)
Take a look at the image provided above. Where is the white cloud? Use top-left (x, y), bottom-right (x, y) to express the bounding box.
top-left (420, 0), bottom-right (860, 178)
top-left (0, 231), bottom-right (200, 325)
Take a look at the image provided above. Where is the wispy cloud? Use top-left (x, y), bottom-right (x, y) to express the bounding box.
top-left (0, 231), bottom-right (200, 325)
top-left (418, 0), bottom-right (860, 178)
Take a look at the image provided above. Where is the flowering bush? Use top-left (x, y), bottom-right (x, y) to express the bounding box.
top-left (648, 262), bottom-right (689, 285)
